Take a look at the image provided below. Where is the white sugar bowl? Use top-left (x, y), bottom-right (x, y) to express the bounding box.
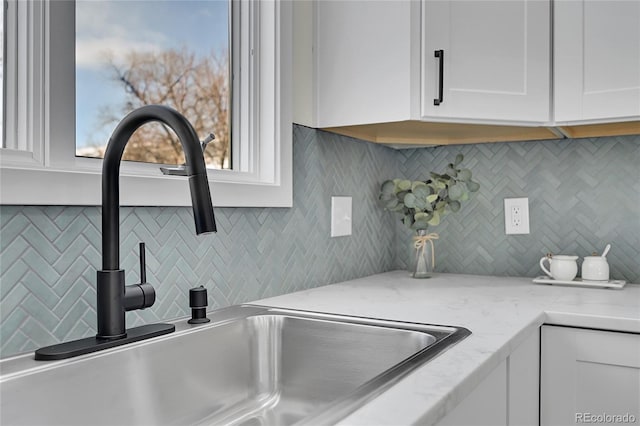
top-left (582, 256), bottom-right (609, 282)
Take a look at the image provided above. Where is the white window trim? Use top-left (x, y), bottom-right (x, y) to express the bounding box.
top-left (0, 0), bottom-right (292, 208)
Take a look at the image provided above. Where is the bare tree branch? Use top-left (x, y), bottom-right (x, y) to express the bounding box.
top-left (94, 48), bottom-right (230, 168)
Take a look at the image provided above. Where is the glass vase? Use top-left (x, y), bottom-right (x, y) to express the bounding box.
top-left (411, 230), bottom-right (438, 279)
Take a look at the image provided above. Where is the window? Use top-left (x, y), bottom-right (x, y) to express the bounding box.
top-left (75, 1), bottom-right (231, 170)
top-left (0, 0), bottom-right (292, 208)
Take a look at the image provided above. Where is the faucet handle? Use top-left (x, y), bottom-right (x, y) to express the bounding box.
top-left (123, 242), bottom-right (155, 311)
top-left (159, 133), bottom-right (215, 176)
top-left (139, 242), bottom-right (147, 283)
top-left (200, 133), bottom-right (215, 153)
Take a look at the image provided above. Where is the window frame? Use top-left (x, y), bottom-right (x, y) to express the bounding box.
top-left (0, 0), bottom-right (292, 208)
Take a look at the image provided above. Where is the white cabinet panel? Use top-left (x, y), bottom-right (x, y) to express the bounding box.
top-left (437, 360), bottom-right (508, 426)
top-left (508, 329), bottom-right (539, 426)
top-left (554, 0), bottom-right (640, 123)
top-left (315, 0), bottom-right (420, 128)
top-left (422, 0), bottom-right (551, 123)
top-left (541, 325), bottom-right (640, 426)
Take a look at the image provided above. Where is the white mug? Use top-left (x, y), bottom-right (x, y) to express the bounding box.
top-left (540, 255), bottom-right (578, 281)
top-left (582, 256), bottom-right (609, 282)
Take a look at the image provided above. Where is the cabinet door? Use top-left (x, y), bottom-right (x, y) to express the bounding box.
top-left (421, 0), bottom-right (550, 123)
top-left (541, 325), bottom-right (640, 426)
top-left (315, 0), bottom-right (420, 128)
top-left (554, 0), bottom-right (640, 123)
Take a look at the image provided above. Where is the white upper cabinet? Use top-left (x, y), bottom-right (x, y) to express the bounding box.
top-left (311, 1), bottom-right (421, 128)
top-left (305, 0), bottom-right (551, 129)
top-left (295, 0), bottom-right (639, 144)
top-left (554, 0), bottom-right (640, 123)
top-left (421, 0), bottom-right (551, 124)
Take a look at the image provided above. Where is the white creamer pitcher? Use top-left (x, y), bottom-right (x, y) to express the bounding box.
top-left (540, 255), bottom-right (578, 281)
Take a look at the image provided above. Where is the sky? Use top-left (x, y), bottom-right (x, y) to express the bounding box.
top-left (75, 0), bottom-right (229, 149)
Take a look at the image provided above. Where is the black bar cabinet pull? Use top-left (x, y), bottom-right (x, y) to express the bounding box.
top-left (434, 49), bottom-right (444, 106)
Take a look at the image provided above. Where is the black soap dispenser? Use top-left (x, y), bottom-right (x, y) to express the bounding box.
top-left (188, 286), bottom-right (210, 324)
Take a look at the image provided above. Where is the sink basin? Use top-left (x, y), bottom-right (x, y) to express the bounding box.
top-left (0, 305), bottom-right (470, 425)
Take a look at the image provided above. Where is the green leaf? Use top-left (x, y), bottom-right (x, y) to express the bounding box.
top-left (459, 191), bottom-right (469, 201)
top-left (397, 179), bottom-right (412, 191)
top-left (466, 180), bottom-right (480, 192)
top-left (396, 190), bottom-right (408, 201)
top-left (449, 183), bottom-right (464, 201)
top-left (379, 191), bottom-right (395, 201)
top-left (404, 193), bottom-right (417, 208)
top-left (454, 153), bottom-right (464, 165)
top-left (458, 169), bottom-right (472, 181)
top-left (413, 197), bottom-right (428, 210)
top-left (433, 180), bottom-right (447, 190)
top-left (449, 200), bottom-right (461, 212)
top-left (426, 194), bottom-right (438, 203)
top-left (413, 185), bottom-right (429, 200)
top-left (389, 199), bottom-right (404, 210)
top-left (384, 198), bottom-right (399, 209)
top-left (380, 180), bottom-right (395, 195)
top-left (446, 166), bottom-right (458, 177)
top-left (414, 212), bottom-right (431, 222)
top-left (411, 181), bottom-right (427, 192)
top-left (428, 210), bottom-right (441, 226)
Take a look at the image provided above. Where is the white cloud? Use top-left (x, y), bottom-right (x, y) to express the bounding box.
top-left (76, 36), bottom-right (163, 69)
top-left (75, 0), bottom-right (169, 70)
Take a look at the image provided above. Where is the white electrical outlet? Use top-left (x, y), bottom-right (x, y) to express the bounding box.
top-left (504, 197), bottom-right (530, 235)
top-left (331, 196), bottom-right (352, 237)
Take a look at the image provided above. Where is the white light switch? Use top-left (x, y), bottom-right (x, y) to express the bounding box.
top-left (331, 196), bottom-right (352, 237)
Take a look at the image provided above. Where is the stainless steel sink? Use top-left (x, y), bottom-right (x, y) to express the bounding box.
top-left (0, 305), bottom-right (470, 426)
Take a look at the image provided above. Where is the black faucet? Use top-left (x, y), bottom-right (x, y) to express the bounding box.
top-left (35, 105), bottom-right (216, 360)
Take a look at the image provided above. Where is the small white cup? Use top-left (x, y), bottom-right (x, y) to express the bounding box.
top-left (582, 256), bottom-right (609, 282)
top-left (540, 255), bottom-right (578, 281)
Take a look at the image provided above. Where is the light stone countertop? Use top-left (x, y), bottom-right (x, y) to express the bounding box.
top-left (254, 271), bottom-right (640, 426)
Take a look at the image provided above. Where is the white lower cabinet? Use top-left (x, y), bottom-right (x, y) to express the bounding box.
top-left (541, 325), bottom-right (640, 426)
top-left (437, 329), bottom-right (539, 426)
top-left (436, 325), bottom-right (640, 426)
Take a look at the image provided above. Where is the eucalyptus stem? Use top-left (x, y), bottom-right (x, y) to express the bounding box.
top-left (378, 154), bottom-right (480, 231)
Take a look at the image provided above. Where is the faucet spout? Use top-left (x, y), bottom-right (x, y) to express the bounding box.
top-left (102, 105), bottom-right (216, 270)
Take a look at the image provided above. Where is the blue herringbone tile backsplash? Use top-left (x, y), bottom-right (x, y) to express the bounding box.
top-left (1, 127), bottom-right (639, 358)
top-left (0, 126), bottom-right (397, 358)
top-left (393, 135), bottom-right (640, 283)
